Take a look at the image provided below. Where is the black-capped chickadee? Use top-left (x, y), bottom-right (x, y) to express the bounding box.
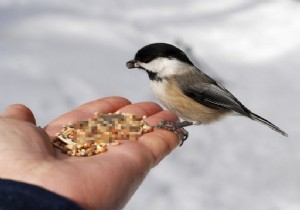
top-left (126, 43), bottom-right (287, 142)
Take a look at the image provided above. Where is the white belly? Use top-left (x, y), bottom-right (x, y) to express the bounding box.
top-left (150, 80), bottom-right (188, 119)
top-left (150, 81), bottom-right (167, 104)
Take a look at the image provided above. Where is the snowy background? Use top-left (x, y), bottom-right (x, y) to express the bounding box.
top-left (1, 0), bottom-right (300, 209)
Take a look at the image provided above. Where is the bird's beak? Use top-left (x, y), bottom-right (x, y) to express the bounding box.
top-left (126, 60), bottom-right (139, 69)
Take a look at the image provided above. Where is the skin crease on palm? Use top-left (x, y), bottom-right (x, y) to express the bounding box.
top-left (0, 96), bottom-right (180, 210)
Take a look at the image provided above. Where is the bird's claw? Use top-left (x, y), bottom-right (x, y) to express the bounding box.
top-left (155, 120), bottom-right (189, 146)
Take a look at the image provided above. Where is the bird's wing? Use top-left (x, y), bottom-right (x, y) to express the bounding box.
top-left (181, 82), bottom-right (250, 116)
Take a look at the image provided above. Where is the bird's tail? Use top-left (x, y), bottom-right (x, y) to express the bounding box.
top-left (249, 112), bottom-right (288, 137)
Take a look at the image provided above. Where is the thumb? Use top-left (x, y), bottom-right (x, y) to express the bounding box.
top-left (1, 104), bottom-right (36, 125)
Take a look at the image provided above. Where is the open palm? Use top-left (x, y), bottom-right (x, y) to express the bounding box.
top-left (0, 97), bottom-right (179, 210)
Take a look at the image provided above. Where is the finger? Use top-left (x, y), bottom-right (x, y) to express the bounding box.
top-left (44, 97), bottom-right (131, 135)
top-left (117, 103), bottom-right (180, 167)
top-left (139, 110), bottom-right (180, 166)
top-left (116, 101), bottom-right (163, 117)
top-left (0, 104), bottom-right (36, 125)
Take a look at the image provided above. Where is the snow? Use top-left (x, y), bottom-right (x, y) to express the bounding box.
top-left (1, 0), bottom-right (300, 209)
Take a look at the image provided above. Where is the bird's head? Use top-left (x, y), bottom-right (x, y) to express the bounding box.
top-left (126, 43), bottom-right (194, 80)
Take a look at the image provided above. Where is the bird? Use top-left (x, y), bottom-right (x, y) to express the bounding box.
top-left (126, 43), bottom-right (288, 143)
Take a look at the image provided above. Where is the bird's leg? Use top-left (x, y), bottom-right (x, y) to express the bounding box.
top-left (176, 121), bottom-right (194, 128)
top-left (156, 120), bottom-right (194, 129)
top-left (155, 120), bottom-right (193, 146)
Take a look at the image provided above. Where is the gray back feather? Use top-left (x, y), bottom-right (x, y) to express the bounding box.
top-left (175, 68), bottom-right (251, 116)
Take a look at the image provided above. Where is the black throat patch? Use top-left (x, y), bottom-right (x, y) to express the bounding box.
top-left (146, 70), bottom-right (162, 82)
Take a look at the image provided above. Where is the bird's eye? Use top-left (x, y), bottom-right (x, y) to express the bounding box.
top-left (142, 57), bottom-right (151, 63)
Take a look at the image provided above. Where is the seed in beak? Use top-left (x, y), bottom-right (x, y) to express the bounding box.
top-left (126, 60), bottom-right (136, 69)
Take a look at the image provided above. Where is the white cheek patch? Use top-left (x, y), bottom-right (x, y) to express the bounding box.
top-left (139, 58), bottom-right (190, 77)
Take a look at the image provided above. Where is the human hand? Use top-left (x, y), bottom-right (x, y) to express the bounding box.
top-left (0, 97), bottom-right (179, 210)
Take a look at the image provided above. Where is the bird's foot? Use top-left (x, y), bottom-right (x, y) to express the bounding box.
top-left (155, 120), bottom-right (193, 146)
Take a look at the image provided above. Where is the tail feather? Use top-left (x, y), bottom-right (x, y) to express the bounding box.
top-left (249, 112), bottom-right (288, 137)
